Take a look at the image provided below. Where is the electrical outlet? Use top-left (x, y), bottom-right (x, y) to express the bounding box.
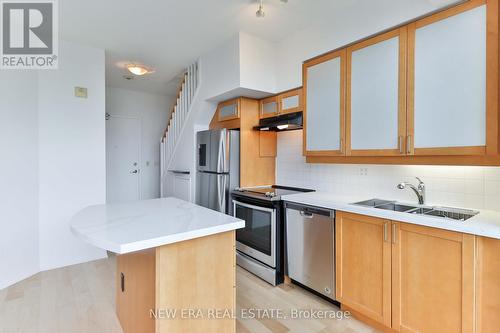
top-left (359, 167), bottom-right (368, 176)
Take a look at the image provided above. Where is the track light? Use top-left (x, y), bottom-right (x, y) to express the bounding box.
top-left (256, 0), bottom-right (265, 18)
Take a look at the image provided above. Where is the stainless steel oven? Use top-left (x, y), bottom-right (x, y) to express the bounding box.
top-left (233, 200), bottom-right (276, 268)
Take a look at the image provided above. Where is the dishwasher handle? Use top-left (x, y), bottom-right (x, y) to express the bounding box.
top-left (299, 210), bottom-right (314, 218)
top-left (286, 203), bottom-right (334, 218)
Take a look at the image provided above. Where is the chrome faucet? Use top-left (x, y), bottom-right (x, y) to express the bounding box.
top-left (397, 177), bottom-right (426, 205)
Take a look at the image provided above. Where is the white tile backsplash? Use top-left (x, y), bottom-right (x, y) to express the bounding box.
top-left (276, 130), bottom-right (500, 212)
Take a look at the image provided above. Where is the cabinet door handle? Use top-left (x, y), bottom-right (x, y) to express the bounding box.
top-left (120, 272), bottom-right (125, 292)
top-left (383, 222), bottom-right (388, 242)
top-left (407, 135), bottom-right (412, 154)
top-left (392, 224), bottom-right (397, 244)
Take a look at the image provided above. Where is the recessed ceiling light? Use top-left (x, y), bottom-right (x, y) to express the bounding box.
top-left (126, 64), bottom-right (154, 76)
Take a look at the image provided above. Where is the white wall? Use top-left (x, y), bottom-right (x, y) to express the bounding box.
top-left (0, 72), bottom-right (39, 290)
top-left (277, 130), bottom-right (500, 212)
top-left (106, 87), bottom-right (172, 200)
top-left (38, 41), bottom-right (107, 271)
top-left (239, 32), bottom-right (277, 93)
top-left (202, 34), bottom-right (241, 101)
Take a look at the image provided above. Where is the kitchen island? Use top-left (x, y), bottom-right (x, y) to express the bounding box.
top-left (70, 197), bottom-right (244, 333)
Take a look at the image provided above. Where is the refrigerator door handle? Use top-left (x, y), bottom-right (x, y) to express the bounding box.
top-left (217, 130), bottom-right (227, 173)
top-left (216, 174), bottom-right (221, 212)
top-left (216, 174), bottom-right (227, 213)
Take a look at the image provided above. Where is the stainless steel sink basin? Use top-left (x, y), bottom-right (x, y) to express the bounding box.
top-left (352, 199), bottom-right (394, 207)
top-left (407, 207), bottom-right (434, 215)
top-left (351, 199), bottom-right (479, 222)
top-left (375, 203), bottom-right (418, 212)
top-left (424, 207), bottom-right (479, 221)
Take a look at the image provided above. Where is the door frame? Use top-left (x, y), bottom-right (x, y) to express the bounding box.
top-left (106, 114), bottom-right (143, 201)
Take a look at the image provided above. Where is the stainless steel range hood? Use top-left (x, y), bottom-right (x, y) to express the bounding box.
top-left (253, 112), bottom-right (303, 132)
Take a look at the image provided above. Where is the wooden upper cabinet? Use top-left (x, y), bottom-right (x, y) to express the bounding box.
top-left (260, 96), bottom-right (279, 119)
top-left (259, 89), bottom-right (302, 119)
top-left (303, 50), bottom-right (346, 156)
top-left (336, 212), bottom-right (392, 327)
top-left (407, 2), bottom-right (487, 156)
top-left (391, 222), bottom-right (475, 333)
top-left (278, 88), bottom-right (303, 115)
top-left (218, 98), bottom-right (240, 121)
top-left (346, 28), bottom-right (407, 156)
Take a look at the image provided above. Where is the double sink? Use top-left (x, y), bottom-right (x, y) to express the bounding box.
top-left (352, 199), bottom-right (479, 222)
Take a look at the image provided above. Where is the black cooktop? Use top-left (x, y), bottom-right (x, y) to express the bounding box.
top-left (233, 185), bottom-right (314, 201)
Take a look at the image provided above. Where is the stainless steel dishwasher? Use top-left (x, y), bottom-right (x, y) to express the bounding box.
top-left (286, 202), bottom-right (335, 300)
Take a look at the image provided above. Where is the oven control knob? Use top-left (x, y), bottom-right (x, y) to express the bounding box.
top-left (265, 192), bottom-right (276, 197)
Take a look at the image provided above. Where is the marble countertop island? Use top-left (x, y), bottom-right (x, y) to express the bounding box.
top-left (70, 197), bottom-right (244, 254)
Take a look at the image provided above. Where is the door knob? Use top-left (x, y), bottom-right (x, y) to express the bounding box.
top-left (130, 170), bottom-right (138, 174)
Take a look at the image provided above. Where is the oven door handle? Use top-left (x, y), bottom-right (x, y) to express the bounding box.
top-left (232, 200), bottom-right (276, 215)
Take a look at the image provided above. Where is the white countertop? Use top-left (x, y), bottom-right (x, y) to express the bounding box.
top-left (70, 197), bottom-right (245, 254)
top-left (282, 192), bottom-right (500, 240)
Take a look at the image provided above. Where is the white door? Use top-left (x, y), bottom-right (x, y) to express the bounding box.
top-left (106, 115), bottom-right (141, 203)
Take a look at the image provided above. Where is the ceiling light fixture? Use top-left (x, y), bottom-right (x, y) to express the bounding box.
top-left (126, 64), bottom-right (154, 76)
top-left (256, 0), bottom-right (265, 18)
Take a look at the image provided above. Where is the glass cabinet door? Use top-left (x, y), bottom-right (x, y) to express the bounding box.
top-left (407, 5), bottom-right (486, 156)
top-left (303, 50), bottom-right (345, 156)
top-left (346, 28), bottom-right (407, 156)
top-left (260, 96), bottom-right (279, 119)
top-left (218, 98), bottom-right (240, 121)
top-left (279, 88), bottom-right (302, 115)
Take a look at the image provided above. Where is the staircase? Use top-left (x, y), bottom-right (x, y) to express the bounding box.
top-left (160, 61), bottom-right (199, 197)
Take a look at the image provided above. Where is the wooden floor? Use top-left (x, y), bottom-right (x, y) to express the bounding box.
top-left (0, 256), bottom-right (377, 333)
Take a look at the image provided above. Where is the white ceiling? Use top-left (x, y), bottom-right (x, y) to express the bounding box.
top-left (59, 0), bottom-right (460, 96)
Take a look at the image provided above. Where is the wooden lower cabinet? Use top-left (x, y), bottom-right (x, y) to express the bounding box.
top-left (392, 223), bottom-right (475, 333)
top-left (336, 212), bottom-right (392, 327)
top-left (116, 231), bottom-right (236, 333)
top-left (336, 211), bottom-right (476, 333)
top-left (116, 249), bottom-right (156, 333)
top-left (476, 236), bottom-right (500, 333)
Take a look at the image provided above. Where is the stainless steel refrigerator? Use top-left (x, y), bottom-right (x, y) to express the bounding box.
top-left (195, 129), bottom-right (239, 214)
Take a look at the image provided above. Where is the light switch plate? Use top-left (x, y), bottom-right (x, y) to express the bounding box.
top-left (75, 87), bottom-right (88, 98)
